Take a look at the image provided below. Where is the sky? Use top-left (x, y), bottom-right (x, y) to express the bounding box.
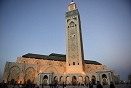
top-left (0, 0), bottom-right (131, 82)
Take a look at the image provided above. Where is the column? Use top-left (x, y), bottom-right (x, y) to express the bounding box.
top-left (83, 76), bottom-right (85, 84)
top-left (70, 76), bottom-right (72, 84)
top-left (64, 76), bottom-right (66, 84)
top-left (49, 74), bottom-right (51, 84)
top-left (108, 72), bottom-right (111, 85)
top-left (58, 76), bottom-right (60, 84)
top-left (37, 73), bottom-right (41, 86)
top-left (98, 72), bottom-right (101, 84)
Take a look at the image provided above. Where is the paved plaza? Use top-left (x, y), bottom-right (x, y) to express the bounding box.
top-left (6, 84), bottom-right (131, 88)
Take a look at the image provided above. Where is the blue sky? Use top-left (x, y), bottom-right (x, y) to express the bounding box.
top-left (0, 0), bottom-right (131, 82)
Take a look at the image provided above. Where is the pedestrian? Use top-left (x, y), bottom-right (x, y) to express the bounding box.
top-left (96, 81), bottom-right (103, 88)
top-left (49, 84), bottom-right (51, 88)
top-left (19, 84), bottom-right (22, 88)
top-left (86, 84), bottom-right (88, 88)
top-left (78, 82), bottom-right (80, 87)
top-left (89, 82), bottom-right (93, 88)
top-left (109, 82), bottom-right (115, 88)
top-left (62, 82), bottom-right (64, 88)
top-left (64, 84), bottom-right (66, 88)
top-left (36, 86), bottom-right (39, 88)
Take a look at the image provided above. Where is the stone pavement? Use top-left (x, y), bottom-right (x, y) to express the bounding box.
top-left (7, 84), bottom-right (131, 88)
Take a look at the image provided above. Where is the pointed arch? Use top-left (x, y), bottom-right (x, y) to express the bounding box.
top-left (43, 75), bottom-right (48, 85)
top-left (78, 76), bottom-right (83, 84)
top-left (25, 67), bottom-right (35, 83)
top-left (21, 59), bottom-right (28, 64)
top-left (34, 60), bottom-right (41, 65)
top-left (102, 74), bottom-right (108, 85)
top-left (85, 76), bottom-right (89, 84)
top-left (72, 76), bottom-right (77, 85)
top-left (66, 76), bottom-right (71, 84)
top-left (45, 66), bottom-right (58, 74)
top-left (54, 76), bottom-right (58, 85)
top-left (8, 66), bottom-right (20, 82)
top-left (47, 61), bottom-right (53, 65)
top-left (91, 75), bottom-right (96, 85)
top-left (60, 76), bottom-right (64, 84)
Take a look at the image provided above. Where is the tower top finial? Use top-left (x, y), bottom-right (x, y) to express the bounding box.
top-left (70, 0), bottom-right (75, 4)
top-left (68, 0), bottom-right (76, 10)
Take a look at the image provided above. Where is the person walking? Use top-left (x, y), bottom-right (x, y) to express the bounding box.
top-left (109, 82), bottom-right (115, 88)
top-left (96, 81), bottom-right (103, 88)
top-left (89, 82), bottom-right (93, 88)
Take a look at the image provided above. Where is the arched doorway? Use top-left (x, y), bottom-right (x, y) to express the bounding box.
top-left (27, 79), bottom-right (31, 84)
top-left (66, 76), bottom-right (70, 84)
top-left (85, 76), bottom-right (89, 85)
top-left (72, 76), bottom-right (77, 85)
top-left (60, 76), bottom-right (64, 84)
top-left (25, 67), bottom-right (35, 83)
top-left (10, 79), bottom-right (15, 85)
top-left (54, 76), bottom-right (58, 85)
top-left (43, 75), bottom-right (48, 85)
top-left (91, 75), bottom-right (96, 85)
top-left (8, 66), bottom-right (20, 84)
top-left (102, 74), bottom-right (108, 85)
top-left (78, 76), bottom-right (83, 84)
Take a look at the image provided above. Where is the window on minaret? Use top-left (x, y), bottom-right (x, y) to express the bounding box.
top-left (70, 21), bottom-right (75, 28)
top-left (70, 5), bottom-right (74, 10)
top-left (70, 23), bottom-right (74, 27)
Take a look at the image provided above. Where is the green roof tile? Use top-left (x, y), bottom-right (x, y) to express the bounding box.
top-left (22, 53), bottom-right (102, 65)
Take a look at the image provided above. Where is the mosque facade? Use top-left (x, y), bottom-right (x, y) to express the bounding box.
top-left (2, 1), bottom-right (120, 85)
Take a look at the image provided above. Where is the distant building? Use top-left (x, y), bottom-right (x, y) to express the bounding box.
top-left (128, 74), bottom-right (131, 83)
top-left (2, 1), bottom-right (120, 85)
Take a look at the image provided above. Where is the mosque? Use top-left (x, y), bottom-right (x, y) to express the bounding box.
top-left (2, 0), bottom-right (120, 85)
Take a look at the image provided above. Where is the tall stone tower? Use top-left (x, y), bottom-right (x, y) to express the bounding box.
top-left (66, 0), bottom-right (85, 74)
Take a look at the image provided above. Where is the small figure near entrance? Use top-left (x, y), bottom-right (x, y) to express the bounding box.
top-left (89, 82), bottom-right (93, 88)
top-left (78, 82), bottom-right (80, 87)
top-left (96, 81), bottom-right (103, 88)
top-left (109, 82), bottom-right (115, 88)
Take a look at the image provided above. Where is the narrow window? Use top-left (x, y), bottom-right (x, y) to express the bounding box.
top-left (69, 64), bottom-right (70, 66)
top-left (73, 62), bottom-right (75, 65)
top-left (78, 63), bottom-right (79, 65)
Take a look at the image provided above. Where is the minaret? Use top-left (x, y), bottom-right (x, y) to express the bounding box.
top-left (66, 0), bottom-right (85, 74)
